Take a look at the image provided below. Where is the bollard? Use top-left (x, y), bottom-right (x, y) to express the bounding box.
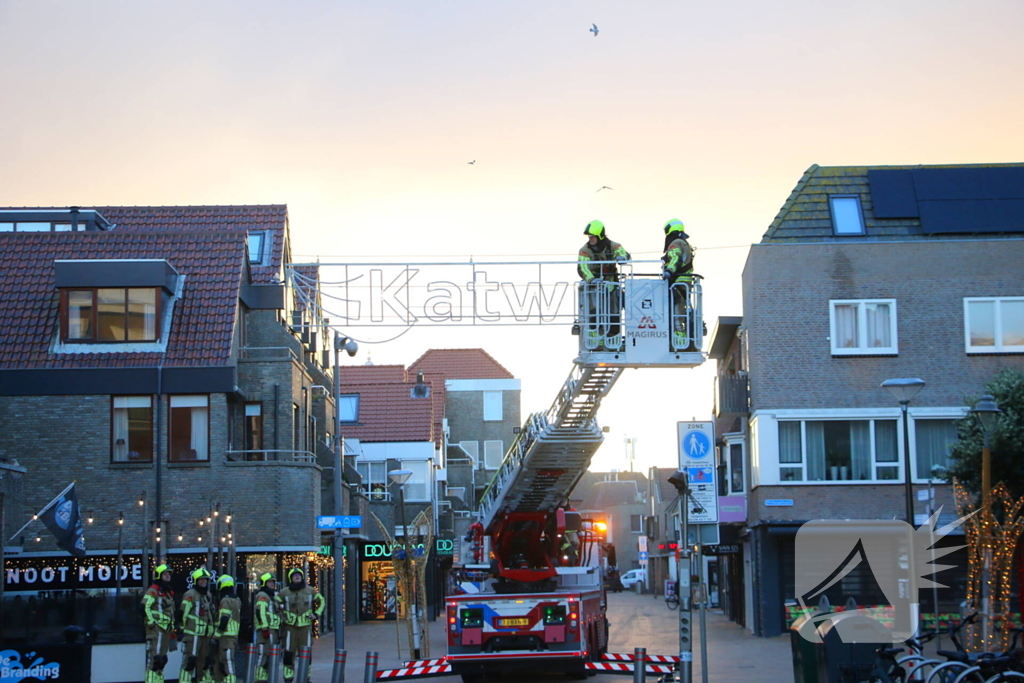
top-left (363, 651), bottom-right (379, 683)
top-left (244, 643), bottom-right (258, 683)
top-left (295, 646), bottom-right (312, 683)
top-left (268, 645), bottom-right (283, 683)
top-left (330, 649), bottom-right (347, 683)
top-left (633, 646), bottom-right (647, 683)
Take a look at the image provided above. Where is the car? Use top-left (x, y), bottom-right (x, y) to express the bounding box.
top-left (619, 569), bottom-right (646, 588)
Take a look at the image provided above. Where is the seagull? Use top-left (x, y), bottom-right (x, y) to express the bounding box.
top-left (597, 186), bottom-right (613, 192)
top-left (467, 160), bottom-right (476, 165)
top-left (590, 23), bottom-right (599, 37)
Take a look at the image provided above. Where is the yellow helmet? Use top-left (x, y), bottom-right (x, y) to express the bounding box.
top-left (664, 218), bottom-right (686, 235)
top-left (191, 567), bottom-right (211, 583)
top-left (154, 563), bottom-right (171, 578)
top-left (217, 575), bottom-right (235, 589)
top-left (260, 572), bottom-right (277, 587)
top-left (583, 220), bottom-right (606, 239)
top-left (287, 567), bottom-right (305, 582)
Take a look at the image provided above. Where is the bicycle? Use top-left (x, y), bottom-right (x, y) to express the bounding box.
top-left (665, 590), bottom-right (679, 610)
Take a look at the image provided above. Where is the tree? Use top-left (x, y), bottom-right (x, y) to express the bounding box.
top-left (945, 368), bottom-right (1024, 502)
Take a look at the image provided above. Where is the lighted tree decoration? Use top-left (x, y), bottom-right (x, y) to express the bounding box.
top-left (371, 507), bottom-right (434, 659)
top-left (953, 478), bottom-right (1024, 652)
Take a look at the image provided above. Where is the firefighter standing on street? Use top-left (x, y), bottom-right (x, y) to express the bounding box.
top-left (180, 567), bottom-right (217, 683)
top-left (661, 218), bottom-right (695, 350)
top-left (577, 220), bottom-right (631, 350)
top-left (252, 572), bottom-right (281, 683)
top-left (213, 575), bottom-right (242, 683)
top-left (142, 563), bottom-right (177, 683)
top-left (276, 567), bottom-right (325, 683)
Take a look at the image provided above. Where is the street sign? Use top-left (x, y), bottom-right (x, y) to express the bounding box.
top-left (317, 515), bottom-right (362, 529)
top-left (764, 499), bottom-right (793, 507)
top-left (678, 421), bottom-right (714, 468)
top-left (684, 466), bottom-right (719, 523)
top-left (639, 551), bottom-right (649, 561)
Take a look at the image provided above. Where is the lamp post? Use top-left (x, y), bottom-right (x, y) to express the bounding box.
top-left (389, 468), bottom-right (422, 660)
top-left (970, 394), bottom-right (1002, 647)
top-left (333, 331), bottom-right (358, 650)
top-left (881, 378), bottom-right (927, 525)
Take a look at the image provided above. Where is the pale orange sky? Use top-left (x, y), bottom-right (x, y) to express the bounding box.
top-left (2, 0), bottom-right (1022, 472)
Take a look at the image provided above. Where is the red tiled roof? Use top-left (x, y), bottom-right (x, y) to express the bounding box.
top-left (0, 231), bottom-right (246, 369)
top-left (100, 205), bottom-right (288, 284)
top-left (338, 376), bottom-right (443, 445)
top-left (408, 348), bottom-right (515, 380)
top-left (340, 365), bottom-right (408, 384)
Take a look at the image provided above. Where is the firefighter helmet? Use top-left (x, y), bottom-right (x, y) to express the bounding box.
top-left (191, 567), bottom-right (212, 583)
top-left (260, 572), bottom-right (277, 587)
top-left (217, 575), bottom-right (235, 590)
top-left (664, 218), bottom-right (685, 235)
top-left (287, 568), bottom-right (305, 582)
top-left (154, 563), bottom-right (171, 578)
top-left (583, 220), bottom-right (606, 239)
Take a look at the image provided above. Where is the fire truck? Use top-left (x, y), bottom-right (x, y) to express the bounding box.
top-left (446, 273), bottom-right (705, 682)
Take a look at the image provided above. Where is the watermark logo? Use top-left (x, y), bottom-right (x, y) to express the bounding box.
top-left (794, 510), bottom-right (971, 643)
top-left (638, 316), bottom-right (657, 329)
top-left (0, 649), bottom-right (61, 681)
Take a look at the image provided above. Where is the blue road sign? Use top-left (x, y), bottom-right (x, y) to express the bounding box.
top-left (317, 515), bottom-right (362, 529)
top-left (682, 430), bottom-right (712, 461)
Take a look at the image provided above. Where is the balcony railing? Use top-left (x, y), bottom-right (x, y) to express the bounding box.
top-left (225, 449), bottom-right (316, 463)
top-left (714, 375), bottom-right (750, 415)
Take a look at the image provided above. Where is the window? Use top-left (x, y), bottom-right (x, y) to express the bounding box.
top-left (169, 396), bottom-right (209, 462)
top-left (630, 515), bottom-right (643, 534)
top-left (112, 396), bottom-right (153, 462)
top-left (830, 299), bottom-right (897, 355)
top-left (777, 419), bottom-right (899, 482)
top-left (62, 288), bottom-right (160, 342)
top-left (0, 221), bottom-right (84, 232)
top-left (483, 440), bottom-right (504, 469)
top-left (829, 196), bottom-right (865, 235)
top-left (729, 443), bottom-right (744, 493)
top-left (247, 232), bottom-right (266, 264)
top-left (339, 394), bottom-right (359, 422)
top-left (292, 403), bottom-right (301, 453)
top-left (245, 403), bottom-right (263, 453)
top-left (483, 391), bottom-right (503, 421)
top-left (915, 419), bottom-right (958, 479)
top-left (357, 461), bottom-right (389, 500)
top-left (400, 460), bottom-right (431, 501)
top-left (459, 440), bottom-right (480, 468)
top-left (965, 297), bottom-right (1024, 353)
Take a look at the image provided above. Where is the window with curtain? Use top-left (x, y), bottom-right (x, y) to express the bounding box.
top-left (63, 287), bottom-right (160, 342)
top-left (169, 395), bottom-right (209, 462)
top-left (112, 396), bottom-right (153, 462)
top-left (401, 460), bottom-right (431, 501)
top-left (245, 403), bottom-right (263, 454)
top-left (829, 300), bottom-right (897, 355)
top-left (483, 440), bottom-right (504, 469)
top-left (915, 419), bottom-right (958, 479)
top-left (729, 443), bottom-right (744, 493)
top-left (779, 419), bottom-right (898, 482)
top-left (357, 461), bottom-right (388, 500)
top-left (965, 297), bottom-right (1024, 353)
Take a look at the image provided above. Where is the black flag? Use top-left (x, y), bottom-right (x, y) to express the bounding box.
top-left (39, 484), bottom-right (86, 558)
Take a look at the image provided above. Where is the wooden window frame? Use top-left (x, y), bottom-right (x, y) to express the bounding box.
top-left (59, 287), bottom-right (162, 343)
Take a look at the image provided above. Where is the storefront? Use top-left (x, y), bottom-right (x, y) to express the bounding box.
top-left (356, 539), bottom-right (454, 621)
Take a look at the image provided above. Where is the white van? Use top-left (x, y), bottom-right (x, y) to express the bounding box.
top-left (620, 568), bottom-right (646, 588)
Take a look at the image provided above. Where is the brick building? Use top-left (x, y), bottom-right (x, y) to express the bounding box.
top-left (0, 206), bottom-right (340, 643)
top-left (717, 163), bottom-right (1024, 636)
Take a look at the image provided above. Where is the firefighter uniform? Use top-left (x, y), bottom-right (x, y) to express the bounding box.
top-left (180, 568), bottom-right (217, 683)
top-left (577, 220), bottom-right (631, 350)
top-left (142, 564), bottom-right (176, 683)
top-left (252, 573), bottom-right (281, 682)
top-left (661, 218), bottom-right (695, 350)
top-left (276, 568), bottom-right (325, 682)
top-left (214, 575), bottom-right (242, 683)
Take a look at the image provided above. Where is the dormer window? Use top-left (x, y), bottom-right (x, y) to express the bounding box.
top-left (248, 232), bottom-right (266, 264)
top-left (829, 195), bottom-right (866, 235)
top-left (61, 288), bottom-right (160, 342)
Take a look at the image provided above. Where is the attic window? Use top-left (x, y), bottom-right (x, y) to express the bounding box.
top-left (829, 196), bottom-right (865, 235)
top-left (61, 288), bottom-right (160, 342)
top-left (248, 232), bottom-right (266, 265)
top-left (339, 394), bottom-right (359, 422)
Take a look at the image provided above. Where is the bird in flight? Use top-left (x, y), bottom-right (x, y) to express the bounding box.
top-left (590, 23), bottom-right (599, 37)
top-left (467, 160), bottom-right (476, 165)
top-left (597, 186), bottom-right (613, 192)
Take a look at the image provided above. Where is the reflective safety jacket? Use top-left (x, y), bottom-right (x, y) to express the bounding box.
top-left (216, 594), bottom-right (242, 638)
top-left (578, 239), bottom-right (630, 282)
top-left (253, 588), bottom-right (281, 631)
top-left (663, 236), bottom-right (693, 282)
top-left (276, 585), bottom-right (325, 628)
top-left (142, 584), bottom-right (175, 631)
top-left (181, 588), bottom-right (216, 637)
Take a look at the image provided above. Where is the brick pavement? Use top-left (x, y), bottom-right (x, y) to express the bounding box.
top-left (310, 590), bottom-right (794, 682)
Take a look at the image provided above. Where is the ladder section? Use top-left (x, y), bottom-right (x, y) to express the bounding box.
top-left (477, 365), bottom-right (623, 532)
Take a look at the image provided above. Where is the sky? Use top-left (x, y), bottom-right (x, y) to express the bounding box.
top-left (2, 0), bottom-right (1023, 473)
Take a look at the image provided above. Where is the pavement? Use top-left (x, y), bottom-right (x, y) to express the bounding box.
top-left (309, 590), bottom-right (794, 682)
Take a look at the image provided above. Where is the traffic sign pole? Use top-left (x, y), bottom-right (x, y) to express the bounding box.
top-left (678, 471), bottom-right (692, 683)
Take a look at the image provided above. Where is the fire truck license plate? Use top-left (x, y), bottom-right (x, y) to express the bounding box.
top-left (498, 618), bottom-right (530, 627)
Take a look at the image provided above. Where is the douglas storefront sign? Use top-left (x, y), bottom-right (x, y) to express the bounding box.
top-left (4, 555), bottom-right (144, 592)
top-left (362, 539), bottom-right (453, 559)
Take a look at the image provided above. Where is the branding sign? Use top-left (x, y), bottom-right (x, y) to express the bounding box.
top-left (361, 539), bottom-right (453, 560)
top-left (0, 645), bottom-right (89, 682)
top-left (4, 555), bottom-right (143, 592)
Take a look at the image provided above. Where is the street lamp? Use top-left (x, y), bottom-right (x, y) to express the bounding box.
top-left (881, 378), bottom-right (926, 524)
top-left (970, 394), bottom-right (1002, 646)
top-left (388, 468), bottom-right (422, 660)
top-left (333, 331), bottom-right (358, 651)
